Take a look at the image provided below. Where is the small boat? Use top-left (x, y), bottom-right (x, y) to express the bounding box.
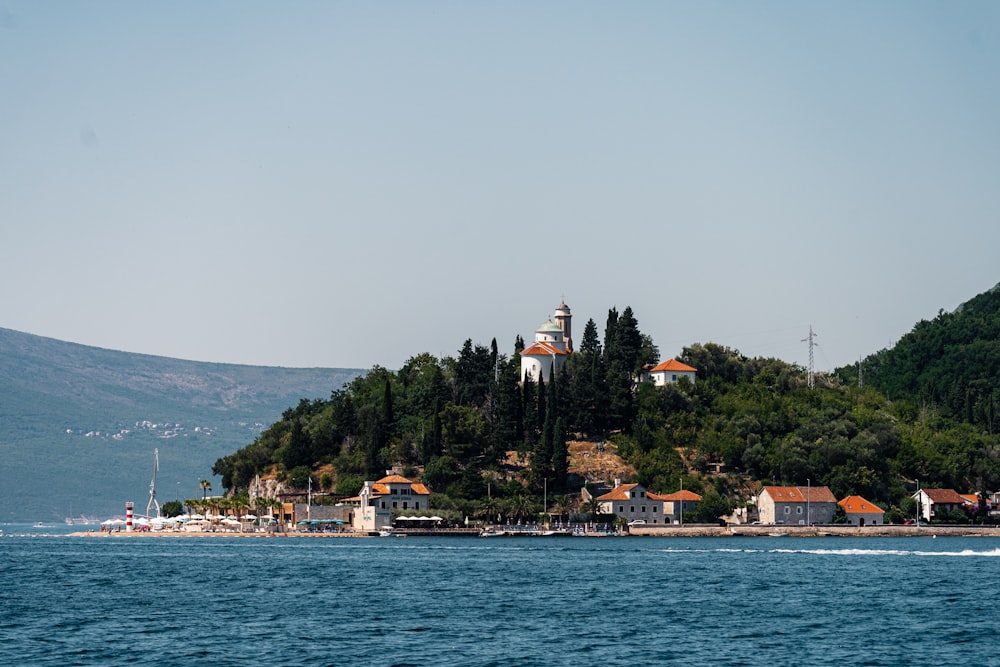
top-left (480, 529), bottom-right (506, 537)
top-left (767, 531), bottom-right (788, 537)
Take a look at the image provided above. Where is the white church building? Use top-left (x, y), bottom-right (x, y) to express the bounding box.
top-left (520, 301), bottom-right (573, 382)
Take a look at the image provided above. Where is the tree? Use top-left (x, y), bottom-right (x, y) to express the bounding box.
top-left (161, 500), bottom-right (184, 518)
top-left (691, 492), bottom-right (732, 524)
top-left (199, 479), bottom-right (212, 501)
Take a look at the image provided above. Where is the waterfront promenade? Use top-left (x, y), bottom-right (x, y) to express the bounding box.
top-left (68, 523), bottom-right (1000, 538)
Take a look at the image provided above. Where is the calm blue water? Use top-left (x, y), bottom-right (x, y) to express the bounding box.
top-left (2, 533), bottom-right (999, 666)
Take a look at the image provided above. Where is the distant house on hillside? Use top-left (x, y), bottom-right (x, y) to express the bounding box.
top-left (347, 474), bottom-right (431, 531)
top-left (641, 359), bottom-right (698, 386)
top-left (757, 485), bottom-right (837, 525)
top-left (913, 488), bottom-right (967, 522)
top-left (837, 495), bottom-right (885, 527)
top-left (520, 301), bottom-right (573, 382)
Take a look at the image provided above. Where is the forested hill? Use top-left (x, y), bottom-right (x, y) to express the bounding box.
top-left (843, 283), bottom-right (1000, 433)
top-left (217, 296), bottom-right (1000, 526)
top-left (0, 327), bottom-right (363, 521)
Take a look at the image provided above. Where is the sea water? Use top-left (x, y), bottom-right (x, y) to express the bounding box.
top-left (1, 534), bottom-right (999, 666)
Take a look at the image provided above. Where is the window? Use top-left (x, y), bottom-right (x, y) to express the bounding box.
top-left (381, 501), bottom-right (386, 509)
top-left (403, 502), bottom-right (408, 510)
top-left (652, 506), bottom-right (658, 513)
top-left (618, 506), bottom-right (624, 513)
top-left (392, 501), bottom-right (397, 509)
top-left (796, 507), bottom-right (803, 515)
top-left (630, 506), bottom-right (635, 513)
top-left (641, 506), bottom-right (646, 513)
top-left (783, 507), bottom-right (790, 514)
top-left (631, 491), bottom-right (636, 498)
top-left (640, 491), bottom-right (646, 498)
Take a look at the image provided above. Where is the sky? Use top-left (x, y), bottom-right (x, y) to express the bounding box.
top-left (2, 2), bottom-right (999, 374)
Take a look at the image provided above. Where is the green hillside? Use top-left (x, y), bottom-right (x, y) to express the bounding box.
top-left (846, 283), bottom-right (1000, 432)
top-left (0, 327), bottom-right (363, 521)
top-left (217, 290), bottom-right (1000, 525)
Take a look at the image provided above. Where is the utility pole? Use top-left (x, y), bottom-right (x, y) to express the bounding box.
top-left (679, 478), bottom-right (684, 527)
top-left (802, 326), bottom-right (818, 389)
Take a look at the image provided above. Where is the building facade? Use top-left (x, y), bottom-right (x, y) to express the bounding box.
top-left (757, 485), bottom-right (837, 525)
top-left (595, 482), bottom-right (701, 524)
top-left (645, 359), bottom-right (698, 386)
top-left (837, 495), bottom-right (885, 526)
top-left (349, 474), bottom-right (432, 531)
top-left (521, 301), bottom-right (573, 382)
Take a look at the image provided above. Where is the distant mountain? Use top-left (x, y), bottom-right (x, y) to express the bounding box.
top-left (0, 327), bottom-right (364, 522)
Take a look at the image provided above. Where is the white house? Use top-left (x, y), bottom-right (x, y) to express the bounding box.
top-left (521, 301), bottom-right (573, 382)
top-left (645, 359), bottom-right (698, 386)
top-left (349, 474), bottom-right (432, 531)
top-left (655, 489), bottom-right (703, 523)
top-left (913, 488), bottom-right (967, 522)
top-left (757, 485), bottom-right (837, 525)
top-left (837, 495), bottom-right (885, 527)
top-left (595, 482), bottom-right (701, 524)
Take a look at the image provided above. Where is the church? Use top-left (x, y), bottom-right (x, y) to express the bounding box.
top-left (520, 301), bottom-right (573, 382)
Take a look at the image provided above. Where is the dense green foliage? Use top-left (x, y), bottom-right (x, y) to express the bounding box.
top-left (843, 283), bottom-right (1000, 434)
top-left (214, 307), bottom-right (658, 501)
top-left (216, 289), bottom-right (1000, 523)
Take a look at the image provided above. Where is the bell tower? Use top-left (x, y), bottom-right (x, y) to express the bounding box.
top-left (554, 299), bottom-right (572, 352)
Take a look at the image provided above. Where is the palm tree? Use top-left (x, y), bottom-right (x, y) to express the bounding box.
top-left (580, 497), bottom-right (604, 524)
top-left (508, 494), bottom-right (537, 524)
top-left (199, 479), bottom-right (212, 501)
top-left (550, 495), bottom-right (572, 527)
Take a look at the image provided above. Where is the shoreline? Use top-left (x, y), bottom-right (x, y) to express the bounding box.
top-left (67, 524), bottom-right (1000, 538)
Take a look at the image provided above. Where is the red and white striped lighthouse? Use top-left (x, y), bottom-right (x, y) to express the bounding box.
top-left (125, 501), bottom-right (134, 531)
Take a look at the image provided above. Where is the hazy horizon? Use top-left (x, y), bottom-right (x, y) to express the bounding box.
top-left (3, 3), bottom-right (998, 372)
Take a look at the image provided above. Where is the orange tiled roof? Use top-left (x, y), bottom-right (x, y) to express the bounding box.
top-left (596, 483), bottom-right (639, 502)
top-left (651, 359), bottom-right (697, 373)
top-left (654, 490), bottom-right (703, 502)
top-left (960, 494), bottom-right (979, 505)
top-left (922, 488), bottom-right (967, 504)
top-left (377, 474), bottom-right (414, 485)
top-left (411, 483), bottom-right (431, 496)
top-left (837, 495), bottom-right (885, 514)
top-left (522, 342), bottom-right (568, 357)
top-left (762, 485), bottom-right (837, 503)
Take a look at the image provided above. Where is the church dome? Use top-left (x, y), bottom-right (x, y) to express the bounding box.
top-left (537, 320), bottom-right (563, 333)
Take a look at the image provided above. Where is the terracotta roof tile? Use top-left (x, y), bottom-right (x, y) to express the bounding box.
top-left (596, 483), bottom-right (639, 502)
top-left (655, 490), bottom-right (702, 502)
top-left (376, 474), bottom-right (414, 484)
top-left (522, 342), bottom-right (568, 357)
top-left (762, 485), bottom-right (837, 503)
top-left (922, 488), bottom-right (967, 504)
top-left (651, 359), bottom-right (697, 373)
top-left (837, 495), bottom-right (885, 514)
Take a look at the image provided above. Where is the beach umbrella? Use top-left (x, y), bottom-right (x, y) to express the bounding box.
top-left (241, 514), bottom-right (258, 521)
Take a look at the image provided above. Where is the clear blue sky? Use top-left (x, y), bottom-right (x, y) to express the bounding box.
top-left (2, 2), bottom-right (998, 372)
